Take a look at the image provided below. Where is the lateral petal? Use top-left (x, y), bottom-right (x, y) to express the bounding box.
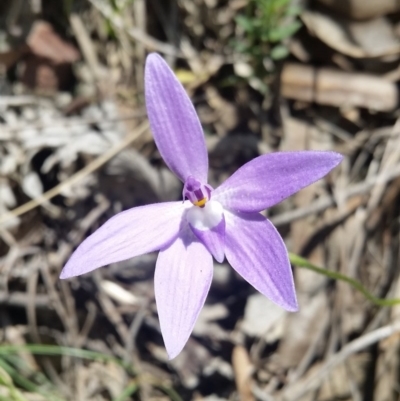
top-left (224, 210), bottom-right (298, 311)
top-left (60, 202), bottom-right (188, 279)
top-left (155, 231), bottom-right (213, 359)
top-left (213, 151), bottom-right (343, 212)
top-left (145, 53), bottom-right (208, 183)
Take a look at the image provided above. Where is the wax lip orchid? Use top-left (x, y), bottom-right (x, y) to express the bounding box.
top-left (60, 53), bottom-right (343, 359)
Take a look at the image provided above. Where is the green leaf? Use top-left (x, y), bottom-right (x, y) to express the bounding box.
top-left (286, 5), bottom-right (303, 16)
top-left (235, 15), bottom-right (254, 33)
top-left (270, 44), bottom-right (289, 59)
top-left (233, 40), bottom-right (251, 53)
top-left (268, 21), bottom-right (302, 42)
top-left (270, 0), bottom-right (292, 9)
top-left (113, 382), bottom-right (138, 401)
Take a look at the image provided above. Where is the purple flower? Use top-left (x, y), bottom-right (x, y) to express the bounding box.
top-left (60, 53), bottom-right (342, 359)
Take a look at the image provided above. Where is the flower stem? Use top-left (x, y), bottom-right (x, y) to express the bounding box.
top-left (289, 253), bottom-right (400, 307)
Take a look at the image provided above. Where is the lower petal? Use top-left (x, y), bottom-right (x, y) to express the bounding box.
top-left (224, 210), bottom-right (298, 311)
top-left (155, 231), bottom-right (213, 359)
top-left (60, 201), bottom-right (188, 279)
top-left (190, 218), bottom-right (225, 263)
top-left (187, 201), bottom-right (225, 262)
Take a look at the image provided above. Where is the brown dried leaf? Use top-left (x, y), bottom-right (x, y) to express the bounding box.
top-left (302, 10), bottom-right (400, 58)
top-left (232, 345), bottom-right (255, 401)
top-left (27, 21), bottom-right (80, 64)
top-left (316, 0), bottom-right (400, 20)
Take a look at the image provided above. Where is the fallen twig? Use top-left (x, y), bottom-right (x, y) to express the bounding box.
top-left (0, 121), bottom-right (149, 227)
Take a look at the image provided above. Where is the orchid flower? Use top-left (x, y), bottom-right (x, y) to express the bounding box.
top-left (60, 53), bottom-right (343, 359)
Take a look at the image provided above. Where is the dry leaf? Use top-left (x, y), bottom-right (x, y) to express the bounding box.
top-left (27, 21), bottom-right (80, 64)
top-left (302, 10), bottom-right (400, 58)
top-left (281, 63), bottom-right (398, 111)
top-left (316, 0), bottom-right (400, 20)
top-left (232, 345), bottom-right (255, 401)
top-left (240, 294), bottom-right (285, 340)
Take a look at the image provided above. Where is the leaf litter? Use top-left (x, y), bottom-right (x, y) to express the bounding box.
top-left (1, 0), bottom-right (400, 400)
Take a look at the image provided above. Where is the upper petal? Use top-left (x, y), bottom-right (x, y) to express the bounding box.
top-left (155, 230), bottom-right (213, 359)
top-left (213, 151), bottom-right (343, 212)
top-left (60, 202), bottom-right (188, 279)
top-left (145, 53), bottom-right (208, 183)
top-left (224, 210), bottom-right (297, 311)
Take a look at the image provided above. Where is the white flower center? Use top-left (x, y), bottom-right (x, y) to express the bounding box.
top-left (186, 200), bottom-right (224, 231)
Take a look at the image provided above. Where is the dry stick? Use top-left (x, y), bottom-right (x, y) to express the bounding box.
top-left (282, 321), bottom-right (400, 401)
top-left (88, 0), bottom-right (182, 57)
top-left (289, 317), bottom-right (329, 383)
top-left (133, 0), bottom-right (146, 89)
top-left (0, 121), bottom-right (149, 228)
top-left (0, 95), bottom-right (48, 107)
top-left (0, 112), bottom-right (146, 140)
top-left (348, 123), bottom-right (400, 277)
top-left (271, 164), bottom-right (400, 227)
top-left (70, 13), bottom-right (104, 81)
top-left (0, 291), bottom-right (49, 308)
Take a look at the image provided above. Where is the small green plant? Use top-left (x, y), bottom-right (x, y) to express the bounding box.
top-left (0, 345), bottom-right (184, 401)
top-left (0, 365), bottom-right (29, 401)
top-left (234, 0), bottom-right (302, 88)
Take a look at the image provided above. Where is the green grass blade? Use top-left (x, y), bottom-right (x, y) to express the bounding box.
top-left (0, 345), bottom-right (134, 373)
top-left (113, 382), bottom-right (138, 401)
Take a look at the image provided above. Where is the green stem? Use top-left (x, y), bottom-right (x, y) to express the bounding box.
top-left (289, 253), bottom-right (400, 307)
top-left (158, 385), bottom-right (185, 401)
top-left (113, 382), bottom-right (138, 401)
top-left (0, 345), bottom-right (133, 373)
top-left (0, 346), bottom-right (186, 401)
top-left (0, 358), bottom-right (62, 401)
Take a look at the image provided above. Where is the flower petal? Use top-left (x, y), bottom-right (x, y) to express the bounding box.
top-left (213, 151), bottom-right (343, 212)
top-left (224, 210), bottom-right (298, 311)
top-left (145, 53), bottom-right (208, 183)
top-left (60, 202), bottom-right (188, 279)
top-left (186, 200), bottom-right (225, 262)
top-left (155, 231), bottom-right (213, 359)
top-left (190, 218), bottom-right (225, 263)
